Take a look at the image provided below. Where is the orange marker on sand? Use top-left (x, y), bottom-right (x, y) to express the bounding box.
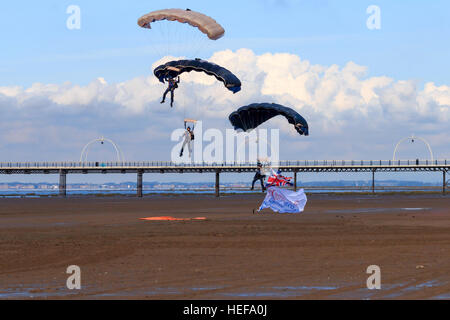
top-left (140, 216), bottom-right (206, 221)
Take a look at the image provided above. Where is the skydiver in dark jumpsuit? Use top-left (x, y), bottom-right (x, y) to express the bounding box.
top-left (251, 162), bottom-right (266, 192)
top-left (160, 76), bottom-right (180, 107)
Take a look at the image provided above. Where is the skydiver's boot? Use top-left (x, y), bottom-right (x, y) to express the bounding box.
top-left (179, 148), bottom-right (183, 157)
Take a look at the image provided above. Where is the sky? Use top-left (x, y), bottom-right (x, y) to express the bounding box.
top-left (0, 0), bottom-right (449, 184)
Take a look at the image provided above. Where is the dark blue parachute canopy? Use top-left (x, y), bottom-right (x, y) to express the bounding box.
top-left (229, 103), bottom-right (309, 136)
top-left (154, 59), bottom-right (241, 93)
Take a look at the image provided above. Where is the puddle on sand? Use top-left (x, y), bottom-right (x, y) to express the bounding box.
top-left (4, 281), bottom-right (446, 299)
top-left (331, 281), bottom-right (447, 299)
top-left (221, 292), bottom-right (296, 298)
top-left (271, 285), bottom-right (338, 291)
top-left (94, 286), bottom-right (226, 297)
top-left (0, 287), bottom-right (79, 299)
top-left (93, 287), bottom-right (181, 297)
top-left (326, 208), bottom-right (431, 214)
top-left (327, 208), bottom-right (390, 214)
top-left (191, 286), bottom-right (224, 291)
top-left (384, 280), bottom-right (448, 299)
top-left (403, 280), bottom-right (441, 291)
top-left (329, 283), bottom-right (406, 299)
top-left (220, 285), bottom-right (338, 298)
top-left (434, 293), bottom-right (450, 300)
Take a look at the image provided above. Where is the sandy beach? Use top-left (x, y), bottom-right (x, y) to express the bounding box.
top-left (0, 193), bottom-right (449, 300)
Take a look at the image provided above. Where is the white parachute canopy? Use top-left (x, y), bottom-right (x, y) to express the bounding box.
top-left (258, 187), bottom-right (307, 213)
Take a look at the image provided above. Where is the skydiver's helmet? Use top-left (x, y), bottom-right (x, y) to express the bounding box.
top-left (187, 126), bottom-right (191, 131)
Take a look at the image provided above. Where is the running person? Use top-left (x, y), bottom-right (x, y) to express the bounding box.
top-left (251, 162), bottom-right (266, 191)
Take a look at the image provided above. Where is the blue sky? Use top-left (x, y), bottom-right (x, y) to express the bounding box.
top-left (0, 0), bottom-right (449, 184)
top-left (1, 0), bottom-right (450, 86)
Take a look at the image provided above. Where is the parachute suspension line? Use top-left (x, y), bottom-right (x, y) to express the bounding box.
top-left (161, 22), bottom-right (170, 58)
top-left (166, 20), bottom-right (172, 57)
top-left (256, 129), bottom-right (260, 165)
top-left (184, 83), bottom-right (192, 121)
top-left (156, 20), bottom-right (169, 58)
top-left (192, 29), bottom-right (210, 59)
top-left (170, 20), bottom-right (181, 57)
top-left (154, 21), bottom-right (169, 58)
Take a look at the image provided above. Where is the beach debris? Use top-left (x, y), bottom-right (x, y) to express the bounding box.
top-left (416, 265), bottom-right (425, 269)
top-left (140, 216), bottom-right (206, 221)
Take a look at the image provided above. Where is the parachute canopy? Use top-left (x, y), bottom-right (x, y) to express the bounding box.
top-left (154, 59), bottom-right (242, 93)
top-left (138, 8), bottom-right (225, 40)
top-left (229, 103), bottom-right (309, 136)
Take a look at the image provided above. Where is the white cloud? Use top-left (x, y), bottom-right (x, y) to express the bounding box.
top-left (0, 48), bottom-right (449, 161)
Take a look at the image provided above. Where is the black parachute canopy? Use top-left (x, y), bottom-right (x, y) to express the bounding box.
top-left (154, 58), bottom-right (241, 93)
top-left (228, 103), bottom-right (309, 136)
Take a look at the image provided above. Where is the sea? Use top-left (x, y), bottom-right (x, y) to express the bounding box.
top-left (0, 187), bottom-right (443, 197)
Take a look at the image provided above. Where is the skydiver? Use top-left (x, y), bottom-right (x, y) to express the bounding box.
top-left (160, 75), bottom-right (180, 107)
top-left (251, 162), bottom-right (266, 192)
top-left (180, 122), bottom-right (195, 158)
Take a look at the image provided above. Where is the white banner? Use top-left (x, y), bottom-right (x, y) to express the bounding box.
top-left (258, 187), bottom-right (307, 213)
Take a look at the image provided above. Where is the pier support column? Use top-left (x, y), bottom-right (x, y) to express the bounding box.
top-left (137, 170), bottom-right (143, 198)
top-left (294, 171), bottom-right (297, 192)
top-left (372, 170), bottom-right (375, 194)
top-left (59, 169), bottom-right (67, 197)
top-left (215, 171), bottom-right (220, 198)
top-left (444, 170), bottom-right (447, 195)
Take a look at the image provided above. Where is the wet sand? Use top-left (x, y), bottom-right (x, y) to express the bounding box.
top-left (0, 193), bottom-right (449, 299)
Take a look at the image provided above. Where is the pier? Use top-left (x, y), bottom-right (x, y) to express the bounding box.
top-left (0, 159), bottom-right (448, 197)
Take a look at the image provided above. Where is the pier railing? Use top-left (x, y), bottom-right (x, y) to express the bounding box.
top-left (0, 159), bottom-right (448, 169)
top-left (0, 159), bottom-right (448, 197)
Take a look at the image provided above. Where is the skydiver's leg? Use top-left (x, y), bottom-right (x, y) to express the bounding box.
top-left (180, 139), bottom-right (188, 157)
top-left (161, 88), bottom-right (170, 103)
top-left (170, 89), bottom-right (175, 107)
top-left (260, 175), bottom-right (266, 192)
top-left (251, 173), bottom-right (259, 190)
top-left (251, 178), bottom-right (256, 190)
top-left (187, 141), bottom-right (192, 157)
